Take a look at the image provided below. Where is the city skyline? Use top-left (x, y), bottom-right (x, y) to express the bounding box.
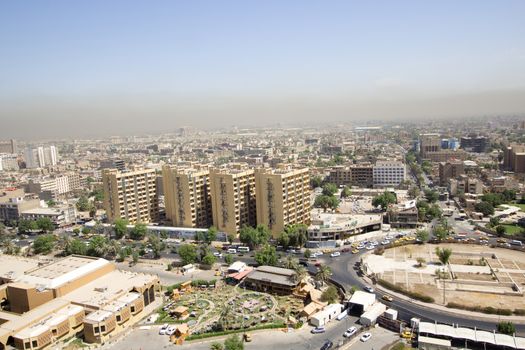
top-left (2, 0), bottom-right (525, 138)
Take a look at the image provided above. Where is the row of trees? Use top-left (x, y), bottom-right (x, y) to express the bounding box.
top-left (18, 217), bottom-right (54, 234)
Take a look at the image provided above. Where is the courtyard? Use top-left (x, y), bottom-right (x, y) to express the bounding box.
top-left (363, 243), bottom-right (525, 313)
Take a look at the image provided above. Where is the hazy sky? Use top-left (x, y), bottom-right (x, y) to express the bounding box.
top-left (1, 0), bottom-right (525, 138)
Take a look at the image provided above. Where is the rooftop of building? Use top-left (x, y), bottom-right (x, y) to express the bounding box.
top-left (246, 267), bottom-right (297, 287)
top-left (0, 256), bottom-right (40, 282)
top-left (61, 269), bottom-right (156, 309)
top-left (309, 211), bottom-right (383, 231)
top-left (16, 256), bottom-right (110, 290)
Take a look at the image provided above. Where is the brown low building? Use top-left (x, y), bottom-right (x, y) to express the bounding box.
top-left (0, 255), bottom-right (160, 349)
top-left (244, 266), bottom-right (299, 295)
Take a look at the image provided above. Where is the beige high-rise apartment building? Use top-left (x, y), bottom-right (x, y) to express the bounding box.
top-left (255, 167), bottom-right (311, 237)
top-left (162, 165), bottom-right (212, 228)
top-left (102, 168), bottom-right (159, 224)
top-left (209, 166), bottom-right (256, 235)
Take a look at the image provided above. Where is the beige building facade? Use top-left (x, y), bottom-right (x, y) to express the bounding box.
top-left (102, 168), bottom-right (159, 224)
top-left (209, 166), bottom-right (256, 235)
top-left (255, 167), bottom-right (311, 237)
top-left (162, 165), bottom-right (212, 228)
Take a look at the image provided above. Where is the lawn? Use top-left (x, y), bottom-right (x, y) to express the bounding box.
top-left (510, 203), bottom-right (525, 212)
top-left (502, 224), bottom-right (522, 235)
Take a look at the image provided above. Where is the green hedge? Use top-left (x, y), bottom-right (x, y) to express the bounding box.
top-left (514, 309), bottom-right (525, 316)
top-left (446, 302), bottom-right (513, 316)
top-left (186, 322), bottom-right (286, 341)
top-left (377, 279), bottom-right (434, 303)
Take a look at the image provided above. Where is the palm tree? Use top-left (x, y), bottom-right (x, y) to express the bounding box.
top-left (292, 265), bottom-right (308, 283)
top-left (435, 247), bottom-right (452, 266)
top-left (210, 342), bottom-right (224, 350)
top-left (315, 265), bottom-right (332, 285)
top-left (106, 240), bottom-right (121, 258)
top-left (282, 255), bottom-right (299, 270)
top-left (218, 305), bottom-right (233, 331)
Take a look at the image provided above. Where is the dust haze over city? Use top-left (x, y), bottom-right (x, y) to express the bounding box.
top-left (2, 2), bottom-right (525, 350)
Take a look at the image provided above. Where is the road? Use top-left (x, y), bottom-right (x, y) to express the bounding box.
top-left (319, 240), bottom-right (525, 336)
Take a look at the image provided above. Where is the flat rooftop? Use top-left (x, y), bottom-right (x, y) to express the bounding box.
top-left (0, 256), bottom-right (40, 282)
top-left (17, 255), bottom-right (110, 289)
top-left (62, 269), bottom-right (157, 309)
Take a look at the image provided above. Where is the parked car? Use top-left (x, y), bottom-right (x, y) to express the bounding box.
top-left (213, 252), bottom-right (223, 258)
top-left (343, 326), bottom-right (357, 337)
top-left (330, 252), bottom-right (341, 257)
top-left (311, 327), bottom-right (326, 334)
top-left (320, 340), bottom-right (333, 350)
top-left (159, 324), bottom-right (168, 335)
top-left (360, 332), bottom-right (372, 342)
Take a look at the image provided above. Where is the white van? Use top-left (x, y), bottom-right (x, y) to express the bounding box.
top-left (227, 248), bottom-right (237, 254)
top-left (510, 240), bottom-right (523, 247)
top-left (237, 246), bottom-right (250, 253)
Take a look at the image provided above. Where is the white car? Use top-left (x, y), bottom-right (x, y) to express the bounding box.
top-left (356, 244), bottom-right (365, 250)
top-left (343, 326), bottom-right (357, 338)
top-left (159, 324), bottom-right (168, 335)
top-left (360, 332), bottom-right (372, 342)
top-left (330, 252), bottom-right (341, 257)
top-left (381, 240), bottom-right (390, 245)
top-left (213, 252), bottom-right (223, 258)
top-left (166, 326), bottom-right (176, 336)
top-left (365, 245), bottom-right (374, 250)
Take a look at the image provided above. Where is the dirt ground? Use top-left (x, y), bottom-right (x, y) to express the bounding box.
top-left (368, 243), bottom-right (525, 309)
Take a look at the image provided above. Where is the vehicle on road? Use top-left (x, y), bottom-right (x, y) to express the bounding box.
top-left (357, 244), bottom-right (365, 250)
top-left (360, 332), bottom-right (372, 342)
top-left (238, 246), bottom-right (250, 253)
top-left (320, 340), bottom-right (333, 350)
top-left (381, 240), bottom-right (390, 245)
top-left (243, 333), bottom-right (252, 342)
top-left (314, 260), bottom-right (322, 267)
top-left (365, 245), bottom-right (374, 250)
top-left (363, 286), bottom-right (374, 293)
top-left (382, 295), bottom-right (393, 302)
top-left (343, 326), bottom-right (357, 337)
top-left (352, 249), bottom-right (359, 254)
top-left (330, 252), bottom-right (341, 257)
top-left (311, 327), bottom-right (326, 334)
top-left (213, 252), bottom-right (222, 258)
top-left (227, 248), bottom-right (237, 254)
top-left (159, 324), bottom-right (168, 335)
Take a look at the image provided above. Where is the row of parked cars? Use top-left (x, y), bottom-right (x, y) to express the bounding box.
top-left (312, 325), bottom-right (372, 350)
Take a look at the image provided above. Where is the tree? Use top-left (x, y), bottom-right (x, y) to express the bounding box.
top-left (64, 238), bottom-right (87, 256)
top-left (113, 218), bottom-right (128, 239)
top-left (310, 175), bottom-right (323, 189)
top-left (205, 226), bottom-right (218, 244)
top-left (210, 342), bottom-right (224, 350)
top-left (282, 255), bottom-right (299, 269)
top-left (304, 248), bottom-right (312, 259)
top-left (33, 234), bottom-right (56, 254)
top-left (424, 189), bottom-right (439, 203)
top-left (416, 257), bottom-right (426, 267)
top-left (489, 216), bottom-right (501, 228)
top-left (321, 285), bottom-right (339, 304)
top-left (148, 234), bottom-right (165, 258)
top-left (408, 186), bottom-right (420, 199)
top-left (316, 265), bottom-right (332, 285)
top-left (46, 200), bottom-right (57, 207)
top-left (284, 224), bottom-right (308, 248)
top-left (239, 225), bottom-right (270, 249)
top-left (36, 217), bottom-right (54, 233)
top-left (340, 186), bottom-right (352, 199)
top-left (18, 219), bottom-right (38, 234)
top-left (76, 195), bottom-right (92, 211)
top-left (87, 236), bottom-right (108, 257)
top-left (497, 321), bottom-right (516, 335)
top-left (496, 225), bottom-right (506, 237)
top-left (416, 230), bottom-right (430, 243)
top-left (322, 183), bottom-right (338, 196)
top-left (292, 265), bottom-right (308, 283)
top-left (427, 204), bottom-right (442, 219)
top-left (178, 244), bottom-right (198, 265)
top-left (435, 247), bottom-right (452, 266)
top-left (278, 231), bottom-right (290, 248)
top-left (314, 195), bottom-right (339, 212)
top-left (254, 244), bottom-right (278, 266)
top-left (475, 201), bottom-right (494, 216)
top-left (227, 234), bottom-right (236, 245)
top-left (131, 249), bottom-right (139, 265)
top-left (224, 334), bottom-right (244, 350)
top-left (224, 254), bottom-right (234, 265)
top-left (433, 225), bottom-right (450, 242)
top-left (372, 191), bottom-right (397, 210)
top-left (202, 252), bottom-right (217, 266)
top-left (129, 222), bottom-right (148, 240)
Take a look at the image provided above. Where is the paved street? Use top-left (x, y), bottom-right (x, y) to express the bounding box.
top-left (108, 318), bottom-right (398, 350)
